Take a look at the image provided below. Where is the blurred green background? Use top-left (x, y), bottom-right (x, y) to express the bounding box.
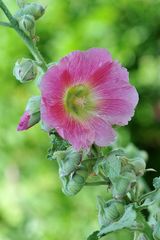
top-left (0, 0), bottom-right (160, 239)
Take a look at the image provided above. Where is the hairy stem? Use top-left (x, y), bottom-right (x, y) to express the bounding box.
top-left (137, 213), bottom-right (154, 240)
top-left (85, 181), bottom-right (108, 186)
top-left (139, 189), bottom-right (157, 203)
top-left (0, 0), bottom-right (48, 72)
top-left (0, 21), bottom-right (12, 27)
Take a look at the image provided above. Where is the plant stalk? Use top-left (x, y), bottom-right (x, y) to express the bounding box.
top-left (0, 0), bottom-right (48, 72)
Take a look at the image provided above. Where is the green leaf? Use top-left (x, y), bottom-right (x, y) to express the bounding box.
top-left (87, 231), bottom-right (99, 240)
top-left (98, 205), bottom-right (136, 237)
top-left (153, 177), bottom-right (160, 190)
top-left (47, 131), bottom-right (69, 160)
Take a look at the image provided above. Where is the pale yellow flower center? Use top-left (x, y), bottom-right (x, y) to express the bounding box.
top-left (63, 84), bottom-right (97, 121)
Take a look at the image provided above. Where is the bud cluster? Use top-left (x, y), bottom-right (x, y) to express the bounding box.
top-left (53, 147), bottom-right (92, 196)
top-left (49, 141), bottom-right (160, 240)
top-left (15, 1), bottom-right (45, 38)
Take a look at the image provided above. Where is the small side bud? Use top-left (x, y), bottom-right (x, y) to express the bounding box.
top-left (18, 14), bottom-right (35, 36)
top-left (97, 198), bottom-right (125, 227)
top-left (23, 3), bottom-right (45, 20)
top-left (53, 147), bottom-right (82, 177)
top-left (104, 200), bottom-right (125, 225)
top-left (13, 58), bottom-right (38, 83)
top-left (17, 96), bottom-right (41, 131)
top-left (61, 163), bottom-right (89, 196)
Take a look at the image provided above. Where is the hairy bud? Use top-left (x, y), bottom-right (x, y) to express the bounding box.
top-left (18, 14), bottom-right (35, 36)
top-left (61, 163), bottom-right (89, 196)
top-left (24, 3), bottom-right (46, 20)
top-left (15, 3), bottom-right (45, 20)
top-left (97, 197), bottom-right (125, 227)
top-left (13, 58), bottom-right (37, 83)
top-left (53, 147), bottom-right (82, 177)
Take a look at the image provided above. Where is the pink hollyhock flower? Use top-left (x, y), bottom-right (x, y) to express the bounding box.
top-left (40, 48), bottom-right (138, 150)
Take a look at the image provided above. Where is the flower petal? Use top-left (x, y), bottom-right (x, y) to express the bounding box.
top-left (89, 61), bottom-right (129, 89)
top-left (41, 98), bottom-right (67, 128)
top-left (60, 48), bottom-right (112, 84)
top-left (17, 111), bottom-right (30, 131)
top-left (99, 99), bottom-right (138, 126)
top-left (90, 117), bottom-right (116, 146)
top-left (57, 119), bottom-right (95, 150)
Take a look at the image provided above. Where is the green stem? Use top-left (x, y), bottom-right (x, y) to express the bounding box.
top-left (139, 189), bottom-right (157, 203)
top-left (0, 21), bottom-right (12, 27)
top-left (99, 172), bottom-right (110, 182)
top-left (0, 0), bottom-right (48, 72)
top-left (137, 213), bottom-right (154, 240)
top-left (85, 181), bottom-right (108, 186)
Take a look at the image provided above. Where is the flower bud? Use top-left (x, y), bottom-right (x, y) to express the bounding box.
top-left (104, 200), bottom-right (125, 225)
top-left (24, 3), bottom-right (45, 20)
top-left (18, 14), bottom-right (35, 36)
top-left (62, 164), bottom-right (89, 196)
top-left (17, 96), bottom-right (41, 131)
top-left (97, 197), bottom-right (125, 227)
top-left (15, 3), bottom-right (45, 21)
top-left (153, 221), bottom-right (160, 240)
top-left (13, 58), bottom-right (38, 83)
top-left (53, 147), bottom-right (82, 177)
